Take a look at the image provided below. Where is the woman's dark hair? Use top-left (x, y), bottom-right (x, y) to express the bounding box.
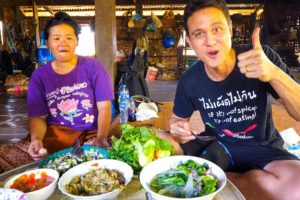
top-left (44, 11), bottom-right (81, 40)
top-left (184, 0), bottom-right (231, 36)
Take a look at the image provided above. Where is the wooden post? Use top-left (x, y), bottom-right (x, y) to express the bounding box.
top-left (32, 0), bottom-right (40, 47)
top-left (94, 0), bottom-right (117, 87)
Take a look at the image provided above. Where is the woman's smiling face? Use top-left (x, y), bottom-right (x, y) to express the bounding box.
top-left (186, 7), bottom-right (233, 69)
top-left (47, 24), bottom-right (78, 62)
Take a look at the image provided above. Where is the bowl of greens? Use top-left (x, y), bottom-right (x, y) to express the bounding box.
top-left (139, 155), bottom-right (227, 200)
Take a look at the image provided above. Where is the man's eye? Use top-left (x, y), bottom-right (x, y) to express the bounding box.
top-left (194, 32), bottom-right (203, 38)
top-left (213, 27), bottom-right (222, 33)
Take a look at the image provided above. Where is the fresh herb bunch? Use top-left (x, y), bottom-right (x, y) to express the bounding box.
top-left (108, 124), bottom-right (174, 173)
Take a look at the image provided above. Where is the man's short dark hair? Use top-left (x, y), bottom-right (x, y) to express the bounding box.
top-left (44, 11), bottom-right (81, 40)
top-left (184, 0), bottom-right (231, 36)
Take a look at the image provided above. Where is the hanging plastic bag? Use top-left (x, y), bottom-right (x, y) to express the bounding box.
top-left (128, 17), bottom-right (135, 28)
top-left (177, 34), bottom-right (185, 48)
top-left (162, 28), bottom-right (175, 48)
top-left (145, 18), bottom-right (157, 32)
top-left (134, 19), bottom-right (146, 29)
top-left (151, 11), bottom-right (162, 28)
top-left (162, 34), bottom-right (174, 48)
top-left (136, 35), bottom-right (149, 50)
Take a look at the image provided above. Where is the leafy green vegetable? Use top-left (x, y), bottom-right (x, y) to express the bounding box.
top-left (150, 160), bottom-right (218, 198)
top-left (108, 124), bottom-right (174, 173)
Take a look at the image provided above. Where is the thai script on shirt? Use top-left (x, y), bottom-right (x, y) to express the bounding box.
top-left (198, 90), bottom-right (257, 110)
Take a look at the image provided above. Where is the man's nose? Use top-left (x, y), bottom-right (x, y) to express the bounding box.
top-left (205, 32), bottom-right (217, 46)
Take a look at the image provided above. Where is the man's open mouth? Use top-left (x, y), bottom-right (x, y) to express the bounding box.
top-left (208, 51), bottom-right (218, 56)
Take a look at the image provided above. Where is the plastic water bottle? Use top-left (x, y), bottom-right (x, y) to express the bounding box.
top-left (119, 84), bottom-right (129, 124)
top-left (128, 97), bottom-right (136, 122)
top-left (119, 98), bottom-right (128, 124)
top-left (118, 84), bottom-right (130, 101)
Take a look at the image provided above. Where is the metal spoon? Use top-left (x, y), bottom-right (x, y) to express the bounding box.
top-left (72, 138), bottom-right (83, 156)
top-left (191, 132), bottom-right (216, 141)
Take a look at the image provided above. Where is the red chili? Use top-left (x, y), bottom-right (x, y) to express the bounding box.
top-left (222, 129), bottom-right (235, 136)
top-left (243, 124), bottom-right (257, 134)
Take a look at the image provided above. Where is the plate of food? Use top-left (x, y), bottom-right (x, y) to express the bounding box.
top-left (39, 145), bottom-right (109, 175)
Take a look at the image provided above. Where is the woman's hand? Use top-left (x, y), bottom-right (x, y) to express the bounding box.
top-left (28, 138), bottom-right (47, 160)
top-left (92, 137), bottom-right (110, 149)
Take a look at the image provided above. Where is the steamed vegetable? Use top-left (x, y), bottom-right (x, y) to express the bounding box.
top-left (150, 160), bottom-right (218, 198)
top-left (108, 124), bottom-right (174, 173)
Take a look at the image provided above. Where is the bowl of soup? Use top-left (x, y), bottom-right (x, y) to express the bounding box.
top-left (4, 168), bottom-right (59, 200)
top-left (139, 155), bottom-right (227, 200)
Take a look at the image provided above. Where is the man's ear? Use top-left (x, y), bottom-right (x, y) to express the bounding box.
top-left (185, 35), bottom-right (193, 49)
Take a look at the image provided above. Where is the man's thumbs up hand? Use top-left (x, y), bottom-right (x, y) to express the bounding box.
top-left (237, 27), bottom-right (276, 82)
top-left (252, 26), bottom-right (262, 50)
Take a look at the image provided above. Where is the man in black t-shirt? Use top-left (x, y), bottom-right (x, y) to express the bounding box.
top-left (169, 0), bottom-right (300, 199)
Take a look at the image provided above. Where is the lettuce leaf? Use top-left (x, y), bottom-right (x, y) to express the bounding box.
top-left (108, 124), bottom-right (173, 173)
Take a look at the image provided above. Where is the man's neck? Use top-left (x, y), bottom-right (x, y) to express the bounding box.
top-left (204, 49), bottom-right (236, 81)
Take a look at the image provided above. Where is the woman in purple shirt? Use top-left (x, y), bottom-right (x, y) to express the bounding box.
top-left (27, 12), bottom-right (114, 159)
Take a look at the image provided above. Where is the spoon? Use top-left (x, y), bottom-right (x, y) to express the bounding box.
top-left (72, 138), bottom-right (83, 157)
top-left (191, 132), bottom-right (216, 141)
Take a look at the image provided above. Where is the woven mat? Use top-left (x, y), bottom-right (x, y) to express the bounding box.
top-left (0, 138), bottom-right (33, 174)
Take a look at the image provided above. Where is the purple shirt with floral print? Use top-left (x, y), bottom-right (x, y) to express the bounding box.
top-left (27, 56), bottom-right (114, 130)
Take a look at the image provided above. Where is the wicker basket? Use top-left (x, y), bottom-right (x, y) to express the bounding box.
top-left (134, 19), bottom-right (146, 28)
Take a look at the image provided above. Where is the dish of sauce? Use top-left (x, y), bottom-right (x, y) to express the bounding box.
top-left (10, 172), bottom-right (54, 193)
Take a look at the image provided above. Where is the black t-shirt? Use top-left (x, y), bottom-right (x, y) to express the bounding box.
top-left (174, 44), bottom-right (294, 147)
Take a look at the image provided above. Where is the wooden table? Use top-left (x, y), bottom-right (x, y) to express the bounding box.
top-left (109, 101), bottom-right (174, 135)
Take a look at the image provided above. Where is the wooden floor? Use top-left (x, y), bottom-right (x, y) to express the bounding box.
top-left (0, 89), bottom-right (28, 142)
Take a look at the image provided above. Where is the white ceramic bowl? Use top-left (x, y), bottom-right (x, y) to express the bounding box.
top-left (139, 155), bottom-right (227, 200)
top-left (4, 168), bottom-right (59, 200)
top-left (58, 159), bottom-right (134, 200)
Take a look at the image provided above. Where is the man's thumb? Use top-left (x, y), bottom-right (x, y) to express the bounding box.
top-left (252, 26), bottom-right (262, 49)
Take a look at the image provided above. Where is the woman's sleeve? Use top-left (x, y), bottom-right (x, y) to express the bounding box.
top-left (27, 72), bottom-right (48, 117)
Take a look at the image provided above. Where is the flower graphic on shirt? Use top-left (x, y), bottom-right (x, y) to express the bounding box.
top-left (57, 98), bottom-right (82, 123)
top-left (83, 114), bottom-right (94, 123)
top-left (50, 108), bottom-right (57, 117)
top-left (81, 99), bottom-right (92, 110)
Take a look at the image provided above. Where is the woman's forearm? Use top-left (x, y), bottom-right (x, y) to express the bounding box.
top-left (96, 101), bottom-right (112, 141)
top-left (29, 116), bottom-right (47, 141)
